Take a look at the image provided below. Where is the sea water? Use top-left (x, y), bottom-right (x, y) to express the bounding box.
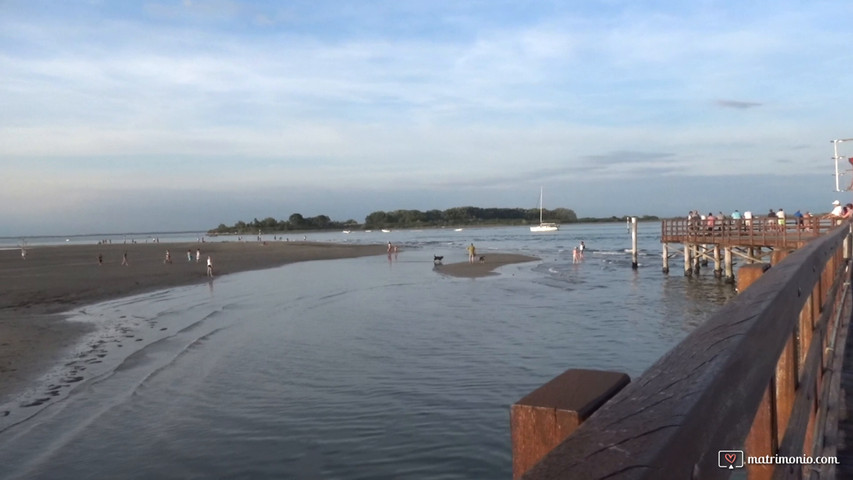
top-left (0, 224), bottom-right (736, 479)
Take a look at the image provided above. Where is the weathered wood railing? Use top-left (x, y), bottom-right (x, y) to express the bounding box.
top-left (514, 223), bottom-right (853, 479)
top-left (661, 217), bottom-right (839, 248)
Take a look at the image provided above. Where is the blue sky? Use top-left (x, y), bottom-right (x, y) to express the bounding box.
top-left (2, 0), bottom-right (853, 235)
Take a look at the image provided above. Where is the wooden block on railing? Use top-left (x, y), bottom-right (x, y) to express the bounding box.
top-left (737, 263), bottom-right (771, 293)
top-left (510, 369), bottom-right (630, 480)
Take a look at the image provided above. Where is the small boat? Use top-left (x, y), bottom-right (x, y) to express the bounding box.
top-left (342, 230), bottom-right (351, 234)
top-left (454, 228), bottom-right (463, 232)
top-left (530, 187), bottom-right (559, 232)
top-left (381, 229), bottom-right (391, 233)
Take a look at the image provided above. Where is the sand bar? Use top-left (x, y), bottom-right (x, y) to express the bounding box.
top-left (433, 253), bottom-right (539, 278)
top-left (0, 240), bottom-right (387, 401)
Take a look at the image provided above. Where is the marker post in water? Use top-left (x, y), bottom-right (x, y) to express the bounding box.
top-left (630, 217), bottom-right (638, 269)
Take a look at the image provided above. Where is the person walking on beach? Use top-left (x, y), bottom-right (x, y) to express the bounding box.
top-left (467, 243), bottom-right (476, 263)
top-left (21, 246), bottom-right (26, 260)
top-left (98, 253), bottom-right (103, 266)
top-left (164, 249), bottom-right (172, 264)
top-left (206, 255), bottom-right (214, 277)
top-left (187, 249), bottom-right (193, 262)
top-left (121, 251), bottom-right (129, 266)
top-left (196, 248), bottom-right (201, 263)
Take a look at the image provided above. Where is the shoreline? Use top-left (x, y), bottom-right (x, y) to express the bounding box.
top-left (0, 241), bottom-right (387, 402)
top-left (433, 253), bottom-right (540, 278)
top-left (0, 242), bottom-right (539, 403)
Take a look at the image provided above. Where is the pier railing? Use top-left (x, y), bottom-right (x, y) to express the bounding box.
top-left (515, 223), bottom-right (852, 479)
top-left (661, 217), bottom-right (838, 249)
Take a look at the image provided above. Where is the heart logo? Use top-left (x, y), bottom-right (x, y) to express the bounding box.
top-left (724, 453), bottom-right (736, 464)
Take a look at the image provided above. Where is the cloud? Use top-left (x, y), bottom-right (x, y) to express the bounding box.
top-left (716, 99), bottom-right (763, 109)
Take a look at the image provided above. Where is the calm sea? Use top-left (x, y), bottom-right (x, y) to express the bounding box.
top-left (0, 223), bottom-right (736, 479)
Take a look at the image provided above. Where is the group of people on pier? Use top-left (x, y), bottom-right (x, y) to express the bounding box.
top-left (686, 208), bottom-right (814, 233)
top-left (686, 200), bottom-right (853, 235)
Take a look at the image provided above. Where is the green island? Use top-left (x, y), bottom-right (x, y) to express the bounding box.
top-left (208, 207), bottom-right (660, 234)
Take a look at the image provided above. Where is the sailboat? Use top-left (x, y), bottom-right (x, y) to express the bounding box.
top-left (530, 187), bottom-right (559, 232)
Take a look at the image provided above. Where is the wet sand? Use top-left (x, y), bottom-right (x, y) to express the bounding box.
top-left (433, 253), bottom-right (539, 278)
top-left (0, 242), bottom-right (538, 402)
top-left (0, 241), bottom-right (387, 401)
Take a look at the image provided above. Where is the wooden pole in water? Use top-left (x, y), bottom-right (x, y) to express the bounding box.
top-left (684, 243), bottom-right (692, 276)
top-left (713, 245), bottom-right (722, 278)
top-left (662, 243), bottom-right (669, 274)
top-left (692, 244), bottom-right (701, 274)
top-left (724, 247), bottom-right (734, 284)
top-left (631, 217), bottom-right (638, 269)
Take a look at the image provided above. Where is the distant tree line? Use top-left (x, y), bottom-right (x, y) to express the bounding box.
top-left (209, 214), bottom-right (359, 235)
top-left (208, 207), bottom-right (659, 234)
top-left (363, 206), bottom-right (578, 229)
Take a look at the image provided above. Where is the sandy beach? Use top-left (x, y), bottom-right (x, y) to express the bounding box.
top-left (0, 240), bottom-right (388, 402)
top-left (0, 241), bottom-right (539, 402)
top-left (433, 253), bottom-right (540, 278)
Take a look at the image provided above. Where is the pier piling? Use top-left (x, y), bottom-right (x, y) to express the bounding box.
top-left (630, 217), bottom-right (638, 269)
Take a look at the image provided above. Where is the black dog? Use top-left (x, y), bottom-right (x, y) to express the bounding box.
top-left (479, 256), bottom-right (485, 263)
top-left (433, 255), bottom-right (444, 265)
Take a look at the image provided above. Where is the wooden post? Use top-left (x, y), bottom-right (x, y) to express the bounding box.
top-left (737, 263), bottom-right (769, 294)
top-left (631, 217), bottom-right (638, 269)
top-left (745, 383), bottom-right (776, 480)
top-left (684, 244), bottom-right (692, 276)
top-left (713, 245), bottom-right (722, 278)
top-left (737, 262), bottom-right (775, 480)
top-left (724, 247), bottom-right (734, 284)
top-left (692, 244), bottom-right (701, 275)
top-left (662, 243), bottom-right (669, 274)
top-left (510, 369), bottom-right (630, 480)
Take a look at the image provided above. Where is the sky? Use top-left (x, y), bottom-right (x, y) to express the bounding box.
top-left (2, 0), bottom-right (853, 236)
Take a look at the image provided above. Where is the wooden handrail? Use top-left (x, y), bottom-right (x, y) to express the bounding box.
top-left (660, 217), bottom-right (838, 248)
top-left (520, 224), bottom-right (852, 479)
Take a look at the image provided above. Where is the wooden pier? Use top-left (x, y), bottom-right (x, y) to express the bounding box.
top-left (660, 217), bottom-right (839, 283)
top-left (511, 220), bottom-right (853, 479)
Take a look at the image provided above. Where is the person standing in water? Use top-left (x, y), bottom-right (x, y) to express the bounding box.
top-left (467, 243), bottom-right (476, 263)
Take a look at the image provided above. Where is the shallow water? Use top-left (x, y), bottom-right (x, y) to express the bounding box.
top-left (0, 224), bottom-right (736, 479)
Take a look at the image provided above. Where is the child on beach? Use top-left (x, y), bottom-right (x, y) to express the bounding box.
top-left (164, 250), bottom-right (172, 264)
top-left (207, 256), bottom-right (214, 277)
